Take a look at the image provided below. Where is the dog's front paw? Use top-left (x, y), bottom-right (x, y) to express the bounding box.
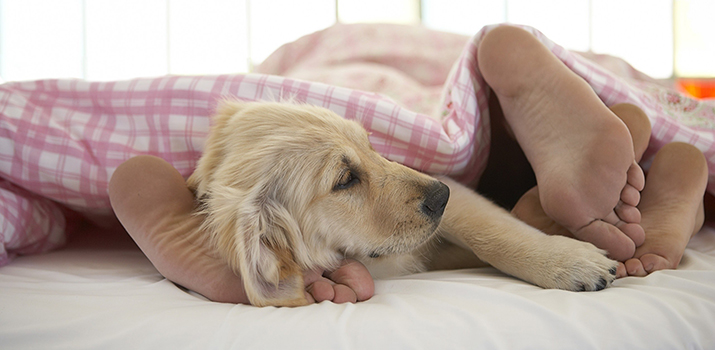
top-left (529, 235), bottom-right (618, 291)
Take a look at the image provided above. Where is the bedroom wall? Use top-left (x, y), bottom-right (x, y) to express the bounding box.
top-left (0, 0), bottom-right (712, 82)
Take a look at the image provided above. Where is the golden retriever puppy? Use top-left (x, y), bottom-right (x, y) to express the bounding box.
top-left (188, 101), bottom-right (618, 307)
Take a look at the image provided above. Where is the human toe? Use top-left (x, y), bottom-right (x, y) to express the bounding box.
top-left (306, 280), bottom-right (336, 303)
top-left (627, 161), bottom-right (645, 191)
top-left (615, 202), bottom-right (641, 224)
top-left (326, 259), bottom-right (374, 302)
top-left (616, 262), bottom-right (628, 278)
top-left (620, 184), bottom-right (641, 207)
top-left (332, 284), bottom-right (358, 304)
top-left (574, 220), bottom-right (636, 261)
top-left (639, 253), bottom-right (675, 273)
top-left (624, 258), bottom-right (648, 276)
top-left (617, 222), bottom-right (646, 247)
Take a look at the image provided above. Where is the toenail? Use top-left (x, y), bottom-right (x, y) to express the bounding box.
top-left (645, 263), bottom-right (654, 272)
top-left (608, 267), bottom-right (617, 275)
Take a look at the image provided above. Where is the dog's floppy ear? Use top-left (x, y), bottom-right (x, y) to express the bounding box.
top-left (206, 182), bottom-right (309, 307)
top-left (191, 100), bottom-right (311, 306)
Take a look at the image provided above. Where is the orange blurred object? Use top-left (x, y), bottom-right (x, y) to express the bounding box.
top-left (677, 79), bottom-right (715, 99)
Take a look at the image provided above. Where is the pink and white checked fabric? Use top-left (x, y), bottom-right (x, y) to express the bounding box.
top-left (2, 23), bottom-right (715, 265)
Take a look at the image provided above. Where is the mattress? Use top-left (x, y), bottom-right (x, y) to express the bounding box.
top-left (1, 224), bottom-right (714, 349)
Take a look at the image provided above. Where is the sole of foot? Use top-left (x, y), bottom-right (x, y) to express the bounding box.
top-left (623, 142), bottom-right (707, 276)
top-left (478, 26), bottom-right (644, 261)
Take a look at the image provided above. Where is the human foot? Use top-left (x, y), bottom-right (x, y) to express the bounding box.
top-left (513, 103), bottom-right (651, 260)
top-left (108, 155), bottom-right (249, 303)
top-left (623, 142), bottom-right (707, 276)
top-left (478, 26), bottom-right (644, 261)
top-left (513, 116), bottom-right (708, 277)
top-left (512, 186), bottom-right (633, 277)
top-left (109, 155), bottom-right (374, 304)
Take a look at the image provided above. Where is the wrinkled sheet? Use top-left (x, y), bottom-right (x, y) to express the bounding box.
top-left (1, 224), bottom-right (714, 349)
top-left (1, 23), bottom-right (715, 349)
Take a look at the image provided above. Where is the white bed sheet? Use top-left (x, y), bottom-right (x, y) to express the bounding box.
top-left (1, 224), bottom-right (714, 350)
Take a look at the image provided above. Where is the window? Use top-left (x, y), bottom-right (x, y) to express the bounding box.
top-left (1, 0), bottom-right (712, 82)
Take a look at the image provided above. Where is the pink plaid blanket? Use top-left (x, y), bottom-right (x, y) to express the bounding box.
top-left (2, 23), bottom-right (714, 265)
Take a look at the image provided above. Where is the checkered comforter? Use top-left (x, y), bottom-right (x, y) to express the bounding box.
top-left (2, 23), bottom-right (714, 265)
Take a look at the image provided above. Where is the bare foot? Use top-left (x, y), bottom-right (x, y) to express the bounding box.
top-left (609, 103), bottom-right (651, 162)
top-left (513, 104), bottom-right (708, 278)
top-left (478, 26), bottom-right (644, 261)
top-left (512, 186), bottom-right (572, 237)
top-left (109, 155), bottom-right (374, 305)
top-left (609, 103), bottom-right (652, 222)
top-left (623, 142), bottom-right (707, 276)
top-left (513, 103), bottom-right (651, 263)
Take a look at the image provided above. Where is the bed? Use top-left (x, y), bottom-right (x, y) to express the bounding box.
top-left (2, 24), bottom-right (715, 349)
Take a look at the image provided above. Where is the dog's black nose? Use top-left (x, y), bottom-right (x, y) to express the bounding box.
top-left (421, 181), bottom-right (450, 219)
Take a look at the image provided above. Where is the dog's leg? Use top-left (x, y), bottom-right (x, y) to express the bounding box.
top-left (436, 176), bottom-right (618, 291)
top-left (425, 240), bottom-right (488, 271)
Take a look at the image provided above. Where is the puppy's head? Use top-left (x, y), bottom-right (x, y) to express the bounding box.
top-left (188, 101), bottom-right (449, 306)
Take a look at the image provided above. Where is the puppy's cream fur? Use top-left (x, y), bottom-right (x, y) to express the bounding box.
top-left (188, 101), bottom-right (619, 307)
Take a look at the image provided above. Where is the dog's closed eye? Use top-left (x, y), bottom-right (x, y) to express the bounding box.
top-left (335, 169), bottom-right (359, 190)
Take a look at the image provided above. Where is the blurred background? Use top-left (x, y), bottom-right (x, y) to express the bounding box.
top-left (1, 0), bottom-right (713, 95)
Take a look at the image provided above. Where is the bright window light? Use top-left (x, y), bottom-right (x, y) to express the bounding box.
top-left (591, 0), bottom-right (673, 79)
top-left (0, 0), bottom-right (84, 81)
top-left (1, 0), bottom-right (711, 81)
top-left (506, 0), bottom-right (590, 52)
top-left (674, 0), bottom-right (715, 77)
top-left (422, 0), bottom-right (506, 36)
top-left (249, 0), bottom-right (335, 65)
top-left (84, 0), bottom-right (169, 81)
top-left (338, 0), bottom-right (420, 25)
top-left (168, 0), bottom-right (250, 75)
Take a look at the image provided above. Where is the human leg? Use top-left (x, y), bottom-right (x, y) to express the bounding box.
top-left (476, 91), bottom-right (537, 210)
top-left (478, 26), bottom-right (644, 261)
